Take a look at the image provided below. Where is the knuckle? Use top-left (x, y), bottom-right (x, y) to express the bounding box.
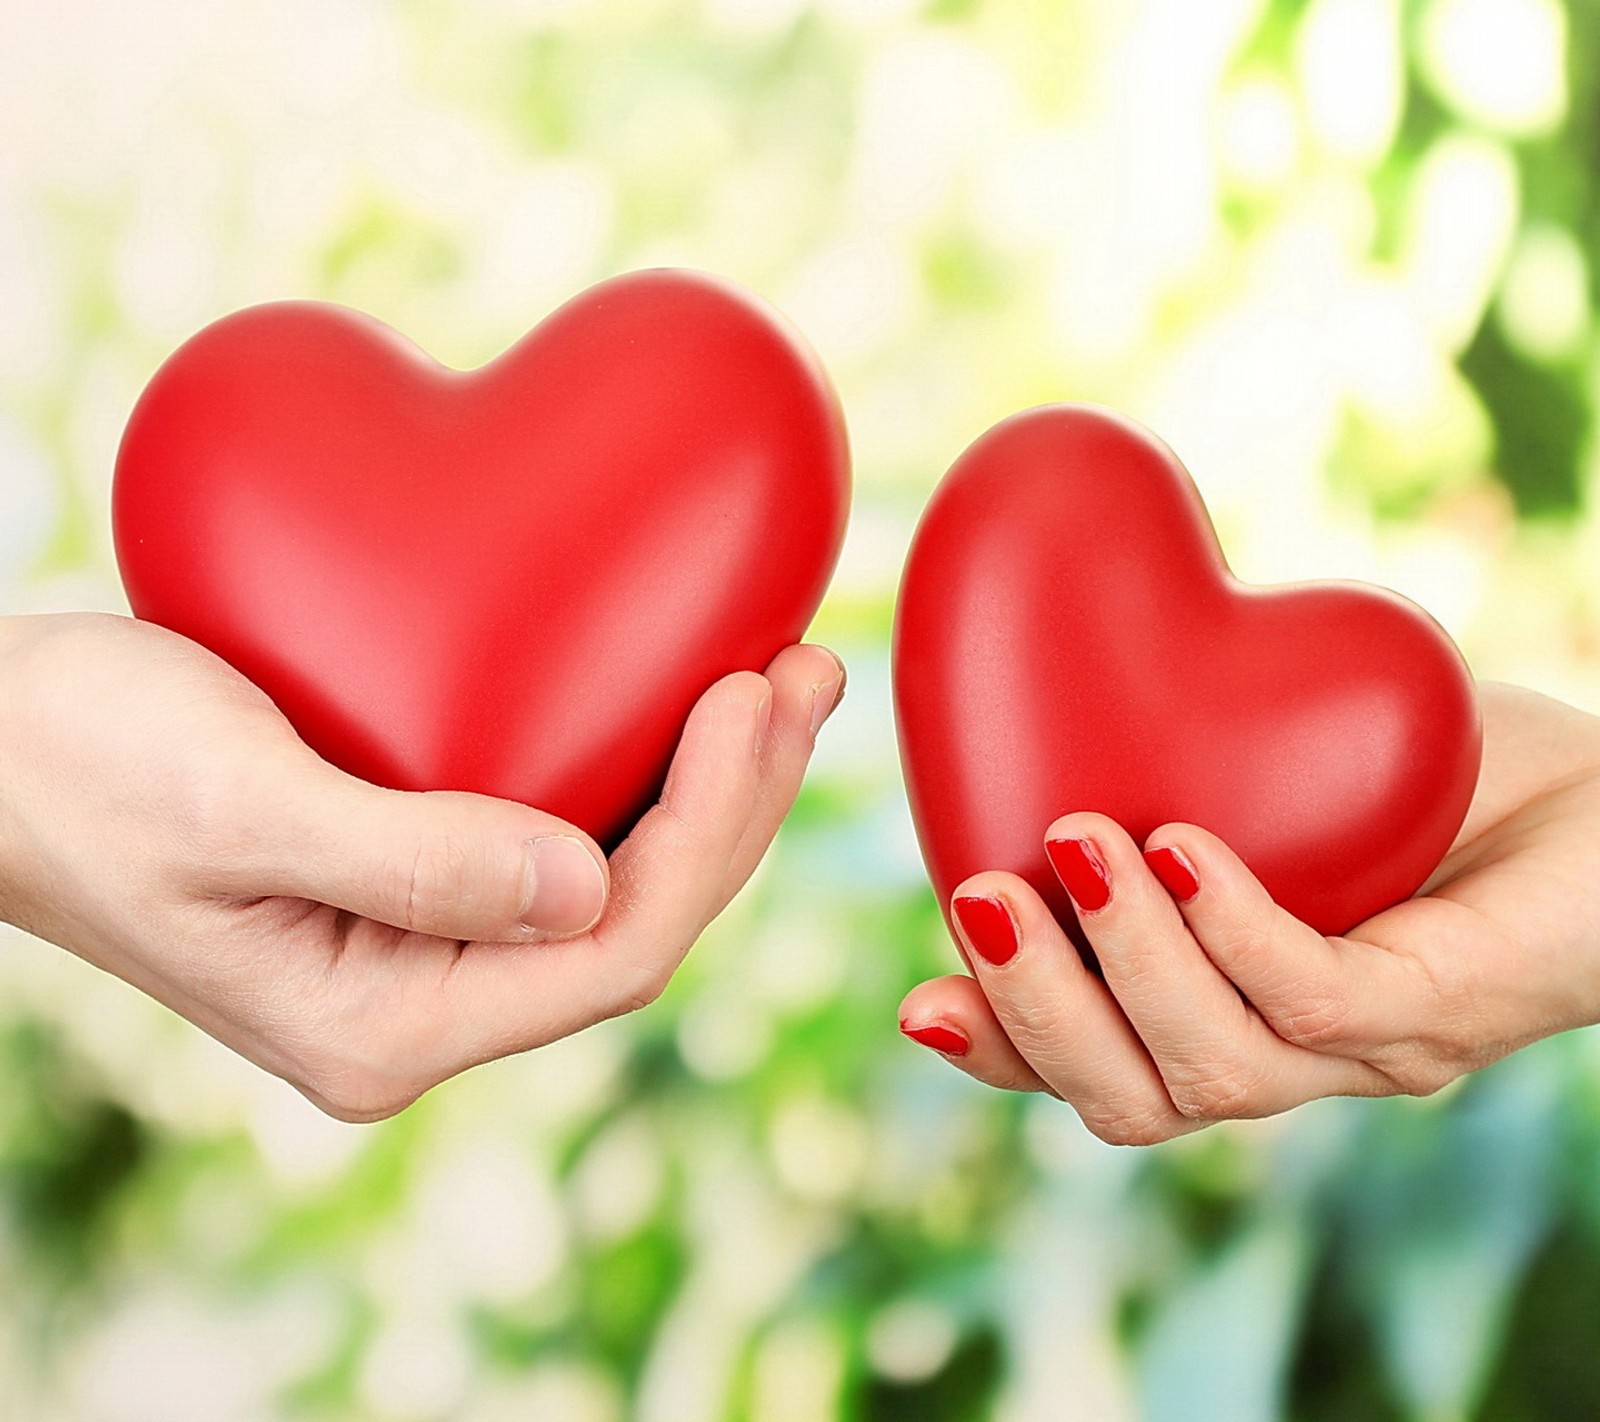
top-left (1167, 1062), bottom-right (1261, 1121)
top-left (653, 799), bottom-right (719, 861)
top-left (402, 835), bottom-right (479, 931)
top-left (1268, 990), bottom-right (1353, 1051)
top-left (1206, 912), bottom-right (1277, 979)
top-left (607, 954), bottom-right (677, 1020)
top-left (1376, 1050), bottom-right (1459, 1099)
top-left (1082, 1104), bottom-right (1177, 1148)
top-left (1371, 965), bottom-right (1487, 1099)
top-left (1411, 947), bottom-right (1492, 1067)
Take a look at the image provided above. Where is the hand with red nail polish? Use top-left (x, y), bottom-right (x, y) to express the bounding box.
top-left (899, 682), bottom-right (1600, 1143)
top-left (0, 613), bottom-right (845, 1121)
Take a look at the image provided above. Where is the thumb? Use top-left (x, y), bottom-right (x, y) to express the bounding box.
top-left (248, 760), bottom-right (610, 941)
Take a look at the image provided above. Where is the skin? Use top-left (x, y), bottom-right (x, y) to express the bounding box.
top-left (0, 612), bottom-right (844, 1122)
top-left (900, 681), bottom-right (1600, 1145)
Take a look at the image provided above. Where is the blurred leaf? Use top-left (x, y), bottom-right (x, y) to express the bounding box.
top-left (1460, 313), bottom-right (1588, 517)
top-left (1343, 1054), bottom-right (1564, 1421)
top-left (1472, 1223), bottom-right (1600, 1422)
top-left (9, 2), bottom-right (1600, 1417)
top-left (1289, 1250), bottom-right (1408, 1422)
top-left (581, 1226), bottom-right (688, 1378)
top-left (858, 1325), bottom-right (1003, 1422)
top-left (1137, 1209), bottom-right (1312, 1422)
top-left (0, 1023), bottom-right (151, 1285)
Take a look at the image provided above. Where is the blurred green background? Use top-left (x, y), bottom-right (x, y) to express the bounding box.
top-left (4, 0), bottom-right (1600, 1417)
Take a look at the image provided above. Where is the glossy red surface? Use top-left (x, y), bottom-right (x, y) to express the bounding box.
top-left (115, 270), bottom-right (850, 846)
top-left (894, 405), bottom-right (1481, 940)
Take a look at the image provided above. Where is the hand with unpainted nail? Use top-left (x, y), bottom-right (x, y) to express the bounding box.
top-left (0, 612), bottom-right (844, 1120)
top-left (899, 682), bottom-right (1600, 1145)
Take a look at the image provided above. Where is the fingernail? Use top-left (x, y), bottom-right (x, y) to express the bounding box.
top-left (952, 894), bottom-right (1019, 966)
top-left (900, 1020), bottom-right (969, 1057)
top-left (1045, 837), bottom-right (1112, 912)
top-left (807, 653), bottom-right (847, 739)
top-left (521, 835), bottom-right (607, 935)
top-left (1144, 846), bottom-right (1200, 902)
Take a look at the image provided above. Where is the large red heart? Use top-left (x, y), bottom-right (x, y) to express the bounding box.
top-left (893, 405), bottom-right (1480, 938)
top-left (114, 270), bottom-right (849, 845)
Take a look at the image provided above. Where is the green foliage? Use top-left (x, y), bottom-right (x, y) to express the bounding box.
top-left (6, 0), bottom-right (1600, 1418)
top-left (1461, 316), bottom-right (1589, 516)
top-left (0, 1023), bottom-right (152, 1286)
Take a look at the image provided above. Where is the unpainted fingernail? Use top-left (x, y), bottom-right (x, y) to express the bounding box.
top-left (521, 834), bottom-right (607, 935)
top-left (808, 654), bottom-right (847, 739)
top-left (1145, 846), bottom-right (1200, 902)
top-left (952, 894), bottom-right (1019, 966)
top-left (1046, 836), bottom-right (1112, 913)
top-left (900, 1019), bottom-right (970, 1057)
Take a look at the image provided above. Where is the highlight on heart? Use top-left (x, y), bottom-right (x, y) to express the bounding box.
top-left (111, 270), bottom-right (851, 847)
top-left (4, 2), bottom-right (1600, 1419)
top-left (893, 403), bottom-right (1481, 941)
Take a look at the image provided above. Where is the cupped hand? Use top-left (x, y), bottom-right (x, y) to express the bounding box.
top-left (0, 613), bottom-right (843, 1121)
top-left (899, 681), bottom-right (1600, 1145)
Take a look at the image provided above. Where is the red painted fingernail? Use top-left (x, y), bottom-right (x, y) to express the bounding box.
top-left (900, 1021), bottom-right (970, 1057)
top-left (952, 894), bottom-right (1018, 966)
top-left (1144, 846), bottom-right (1200, 902)
top-left (1045, 837), bottom-right (1112, 912)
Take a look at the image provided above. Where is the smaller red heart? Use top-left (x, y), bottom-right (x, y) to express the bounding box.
top-left (893, 405), bottom-right (1481, 939)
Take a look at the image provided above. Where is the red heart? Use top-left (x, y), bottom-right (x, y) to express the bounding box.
top-left (893, 405), bottom-right (1480, 938)
top-left (114, 270), bottom-right (849, 845)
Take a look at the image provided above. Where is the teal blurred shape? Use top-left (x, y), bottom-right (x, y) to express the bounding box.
top-left (1345, 1048), bottom-right (1565, 1421)
top-left (1137, 1207), bottom-right (1313, 1422)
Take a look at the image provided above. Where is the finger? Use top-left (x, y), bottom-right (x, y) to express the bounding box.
top-left (898, 975), bottom-right (1054, 1094)
top-left (225, 756), bottom-right (610, 942)
top-left (1142, 822), bottom-right (1430, 1061)
top-left (1044, 814), bottom-right (1386, 1120)
top-left (713, 643), bottom-right (844, 910)
top-left (593, 670), bottom-right (771, 966)
top-left (949, 871), bottom-right (1202, 1146)
top-left (437, 670), bottom-right (772, 1060)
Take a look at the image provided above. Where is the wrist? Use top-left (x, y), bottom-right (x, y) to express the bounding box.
top-left (0, 615), bottom-right (41, 932)
top-left (0, 617), bottom-right (21, 927)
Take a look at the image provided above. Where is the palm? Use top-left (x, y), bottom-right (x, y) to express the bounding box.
top-left (1358, 681), bottom-right (1600, 1054)
top-left (0, 613), bottom-right (842, 1120)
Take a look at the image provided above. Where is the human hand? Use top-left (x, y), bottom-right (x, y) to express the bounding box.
top-left (0, 612), bottom-right (843, 1120)
top-left (898, 681), bottom-right (1600, 1145)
